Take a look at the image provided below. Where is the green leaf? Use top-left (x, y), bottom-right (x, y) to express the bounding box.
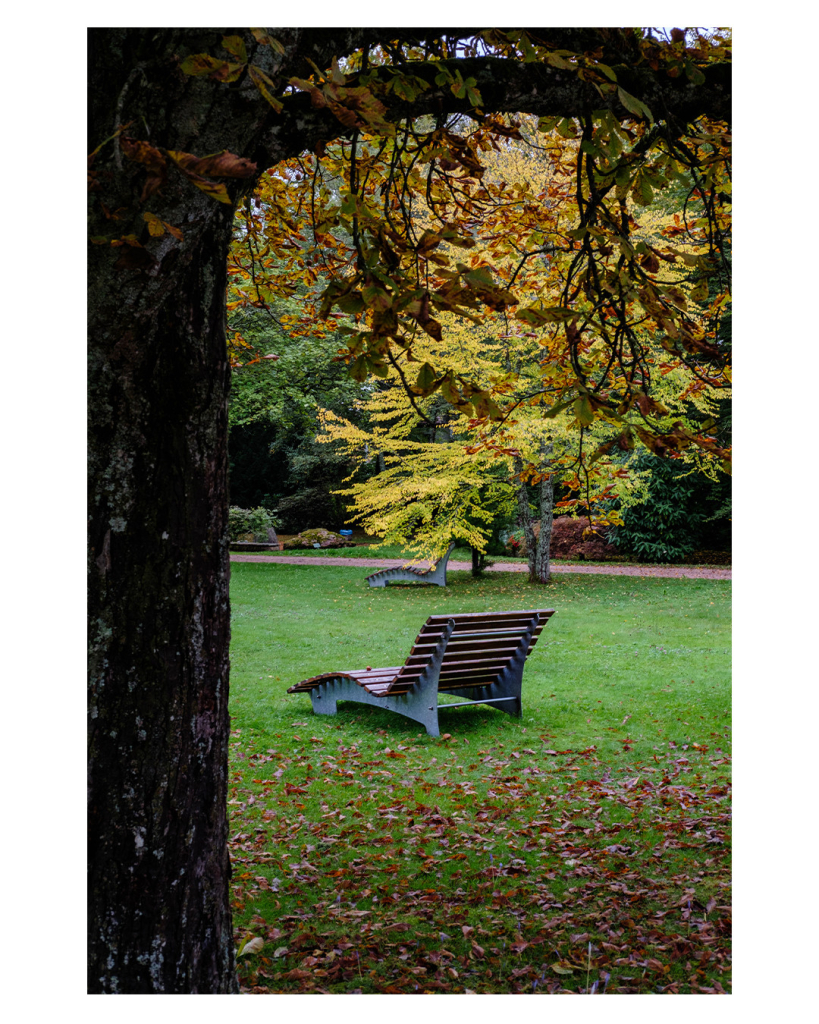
top-left (336, 291), bottom-right (366, 313)
top-left (392, 77), bottom-right (418, 102)
top-left (462, 266), bottom-right (496, 290)
top-left (349, 355), bottom-right (370, 382)
top-left (414, 362), bottom-right (440, 394)
top-left (556, 117), bottom-right (578, 139)
top-left (180, 54), bottom-right (225, 76)
top-left (595, 62), bottom-right (618, 82)
top-left (617, 86), bottom-right (653, 122)
top-left (222, 35), bottom-right (248, 63)
top-left (542, 396), bottom-right (575, 419)
top-left (537, 116), bottom-right (560, 133)
top-left (362, 283), bottom-right (392, 312)
top-left (631, 171), bottom-right (654, 207)
top-left (574, 396), bottom-right (594, 426)
top-left (685, 61), bottom-right (706, 85)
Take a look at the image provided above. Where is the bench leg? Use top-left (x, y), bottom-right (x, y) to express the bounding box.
top-left (298, 621), bottom-right (455, 737)
top-left (309, 688), bottom-right (338, 715)
top-left (306, 677), bottom-right (440, 735)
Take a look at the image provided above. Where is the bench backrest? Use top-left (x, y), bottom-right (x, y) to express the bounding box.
top-left (389, 609), bottom-right (554, 693)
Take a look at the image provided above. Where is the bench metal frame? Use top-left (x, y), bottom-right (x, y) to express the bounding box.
top-left (366, 542), bottom-right (456, 588)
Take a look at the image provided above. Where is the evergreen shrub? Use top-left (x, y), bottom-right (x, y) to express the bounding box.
top-left (612, 454), bottom-right (711, 563)
top-left (228, 506), bottom-right (280, 542)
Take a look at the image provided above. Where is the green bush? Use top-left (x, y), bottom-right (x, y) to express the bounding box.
top-left (612, 455), bottom-right (705, 562)
top-left (228, 506), bottom-right (280, 542)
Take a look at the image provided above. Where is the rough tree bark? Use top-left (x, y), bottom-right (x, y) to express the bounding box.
top-left (514, 444), bottom-right (554, 584)
top-left (87, 27), bottom-right (375, 994)
top-left (87, 28), bottom-right (729, 993)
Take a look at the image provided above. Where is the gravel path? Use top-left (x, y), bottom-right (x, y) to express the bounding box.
top-left (230, 553), bottom-right (731, 581)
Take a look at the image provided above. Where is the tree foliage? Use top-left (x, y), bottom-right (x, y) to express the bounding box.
top-left (216, 28), bottom-right (730, 479)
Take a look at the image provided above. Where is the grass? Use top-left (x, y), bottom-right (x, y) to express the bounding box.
top-left (228, 563), bottom-right (731, 994)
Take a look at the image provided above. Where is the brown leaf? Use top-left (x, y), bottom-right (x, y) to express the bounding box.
top-left (421, 318), bottom-right (443, 341)
top-left (167, 149), bottom-right (256, 179)
top-left (115, 246), bottom-right (155, 271)
top-left (120, 137), bottom-right (168, 200)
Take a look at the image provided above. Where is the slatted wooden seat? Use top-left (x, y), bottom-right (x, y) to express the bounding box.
top-left (365, 542), bottom-right (456, 588)
top-left (287, 608), bottom-right (555, 736)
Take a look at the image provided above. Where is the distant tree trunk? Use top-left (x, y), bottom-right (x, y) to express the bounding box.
top-left (471, 545), bottom-right (487, 576)
top-left (514, 442), bottom-right (554, 584)
top-left (533, 460), bottom-right (555, 583)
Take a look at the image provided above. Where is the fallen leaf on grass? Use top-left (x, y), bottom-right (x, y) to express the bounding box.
top-left (238, 936), bottom-right (265, 956)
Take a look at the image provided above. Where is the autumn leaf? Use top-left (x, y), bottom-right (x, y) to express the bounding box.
top-left (142, 211), bottom-right (183, 241)
top-left (167, 149), bottom-right (256, 204)
top-left (119, 137), bottom-right (167, 200)
top-left (420, 318), bottom-right (443, 341)
top-left (248, 65), bottom-right (284, 112)
top-left (551, 962), bottom-right (574, 975)
top-left (237, 936), bottom-right (264, 957)
top-left (221, 35), bottom-right (247, 63)
top-left (180, 53), bottom-right (245, 83)
top-left (168, 150), bottom-right (257, 179)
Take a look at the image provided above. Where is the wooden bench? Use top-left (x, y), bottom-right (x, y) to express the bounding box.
top-left (287, 608), bottom-right (555, 736)
top-left (366, 542), bottom-right (456, 588)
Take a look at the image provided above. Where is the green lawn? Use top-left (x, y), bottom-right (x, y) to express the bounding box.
top-left (228, 563), bottom-right (731, 994)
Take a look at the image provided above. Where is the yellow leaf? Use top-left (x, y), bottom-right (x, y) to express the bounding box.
top-left (551, 962), bottom-right (574, 975)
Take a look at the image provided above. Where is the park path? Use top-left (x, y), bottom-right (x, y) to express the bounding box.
top-left (230, 553), bottom-right (731, 581)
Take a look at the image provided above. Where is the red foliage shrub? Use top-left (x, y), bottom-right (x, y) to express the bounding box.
top-left (507, 517), bottom-right (620, 560)
top-left (549, 517), bottom-right (620, 561)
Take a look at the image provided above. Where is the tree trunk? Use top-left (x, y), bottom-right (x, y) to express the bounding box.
top-left (533, 458), bottom-right (555, 584)
top-left (87, 29), bottom-right (259, 995)
top-left (87, 26), bottom-right (416, 993)
top-left (514, 444), bottom-right (554, 584)
top-left (87, 141), bottom-right (239, 995)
